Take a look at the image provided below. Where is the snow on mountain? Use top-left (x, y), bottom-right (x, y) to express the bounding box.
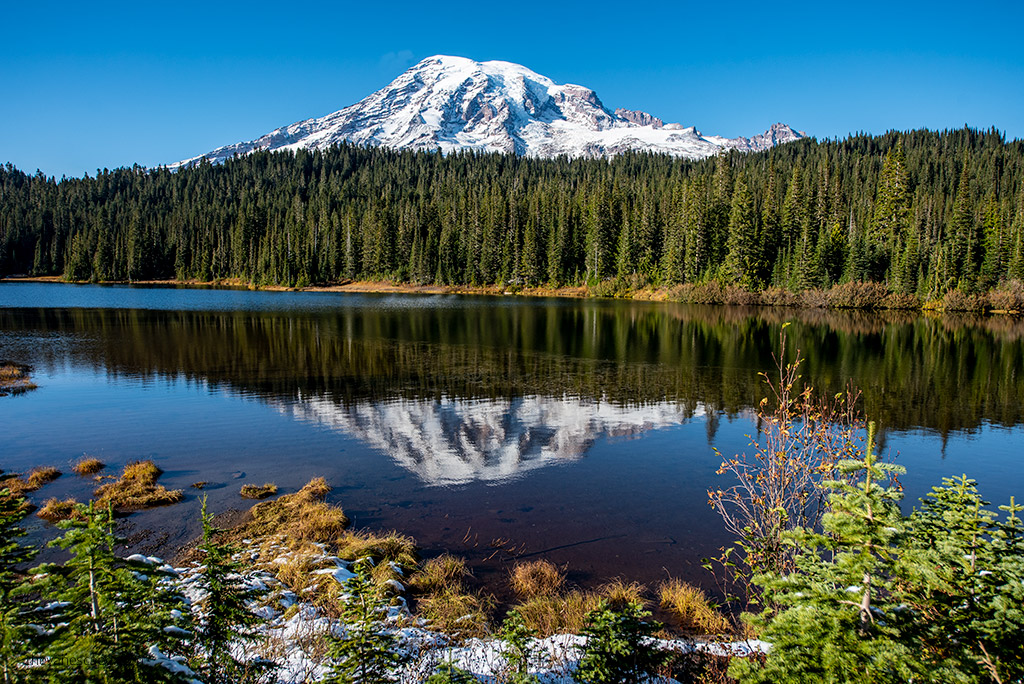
top-left (274, 393), bottom-right (699, 486)
top-left (169, 55), bottom-right (805, 168)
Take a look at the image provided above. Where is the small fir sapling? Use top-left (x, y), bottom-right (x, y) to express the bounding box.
top-left (575, 599), bottom-right (667, 684)
top-left (189, 496), bottom-right (276, 684)
top-left (324, 558), bottom-right (406, 684)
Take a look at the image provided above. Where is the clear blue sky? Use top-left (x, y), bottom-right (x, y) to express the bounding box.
top-left (3, 0), bottom-right (1022, 178)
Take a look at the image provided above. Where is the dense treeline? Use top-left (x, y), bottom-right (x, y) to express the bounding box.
top-left (2, 127), bottom-right (1023, 294)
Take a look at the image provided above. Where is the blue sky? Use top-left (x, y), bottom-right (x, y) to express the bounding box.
top-left (2, 0), bottom-right (1022, 178)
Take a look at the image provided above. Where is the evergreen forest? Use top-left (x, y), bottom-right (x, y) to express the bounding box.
top-left (1, 127), bottom-right (1023, 297)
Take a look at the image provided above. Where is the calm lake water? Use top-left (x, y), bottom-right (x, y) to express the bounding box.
top-left (2, 282), bottom-right (1023, 595)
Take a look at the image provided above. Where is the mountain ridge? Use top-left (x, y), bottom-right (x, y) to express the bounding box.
top-left (169, 55), bottom-right (805, 167)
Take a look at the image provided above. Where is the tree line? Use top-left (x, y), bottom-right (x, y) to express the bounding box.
top-left (1, 127), bottom-right (1022, 295)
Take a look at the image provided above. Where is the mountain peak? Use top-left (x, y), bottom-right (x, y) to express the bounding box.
top-left (169, 57), bottom-right (805, 168)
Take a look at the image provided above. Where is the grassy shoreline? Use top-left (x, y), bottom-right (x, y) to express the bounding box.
top-left (5, 275), bottom-right (1024, 314)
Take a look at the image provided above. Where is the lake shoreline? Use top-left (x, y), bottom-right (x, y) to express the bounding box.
top-left (5, 275), bottom-right (1022, 314)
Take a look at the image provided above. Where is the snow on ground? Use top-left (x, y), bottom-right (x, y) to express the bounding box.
top-left (147, 540), bottom-right (769, 683)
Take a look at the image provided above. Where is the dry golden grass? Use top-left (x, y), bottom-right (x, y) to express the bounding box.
top-left (509, 559), bottom-right (565, 599)
top-left (240, 483), bottom-right (278, 499)
top-left (93, 460), bottom-right (184, 510)
top-left (659, 579), bottom-right (732, 635)
top-left (409, 554), bottom-right (468, 594)
top-left (514, 591), bottom-right (602, 636)
top-left (37, 497), bottom-right (82, 523)
top-left (191, 481), bottom-right (209, 489)
top-left (271, 546), bottom-right (348, 617)
top-left (28, 467), bottom-right (61, 488)
top-left (599, 579), bottom-right (647, 609)
top-left (236, 477), bottom-right (348, 545)
top-left (1, 466), bottom-right (62, 497)
top-left (416, 588), bottom-right (492, 639)
top-left (406, 553), bottom-right (493, 638)
top-left (0, 362), bottom-right (37, 395)
top-left (337, 530), bottom-right (418, 573)
top-left (72, 458), bottom-right (104, 476)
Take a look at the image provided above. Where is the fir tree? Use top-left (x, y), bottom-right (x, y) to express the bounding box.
top-left (0, 489), bottom-right (39, 683)
top-left (896, 478), bottom-right (1024, 682)
top-left (724, 175), bottom-right (760, 288)
top-left (189, 496), bottom-right (275, 684)
top-left (424, 662), bottom-right (476, 684)
top-left (497, 609), bottom-right (540, 684)
top-left (731, 424), bottom-right (919, 684)
top-left (34, 501), bottom-right (191, 684)
top-left (324, 559), bottom-right (405, 684)
top-left (575, 599), bottom-right (666, 684)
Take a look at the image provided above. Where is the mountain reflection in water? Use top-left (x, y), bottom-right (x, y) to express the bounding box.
top-left (279, 393), bottom-right (698, 485)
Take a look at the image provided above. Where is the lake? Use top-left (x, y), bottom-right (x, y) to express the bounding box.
top-left (2, 282), bottom-right (1023, 597)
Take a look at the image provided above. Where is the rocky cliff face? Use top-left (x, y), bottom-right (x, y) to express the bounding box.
top-left (170, 55), bottom-right (805, 168)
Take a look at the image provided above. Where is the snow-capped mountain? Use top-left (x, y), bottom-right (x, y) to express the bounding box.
top-left (170, 55), bottom-right (805, 167)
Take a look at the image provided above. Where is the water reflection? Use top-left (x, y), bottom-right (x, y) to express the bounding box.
top-left (1, 283), bottom-right (1023, 437)
top-left (3, 283), bottom-right (1024, 590)
top-left (280, 393), bottom-right (697, 485)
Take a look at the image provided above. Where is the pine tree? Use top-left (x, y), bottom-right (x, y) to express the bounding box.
top-left (896, 479), bottom-right (1024, 682)
top-left (731, 424), bottom-right (919, 684)
top-left (324, 559), bottom-right (405, 684)
top-left (189, 497), bottom-right (275, 684)
top-left (34, 501), bottom-right (191, 683)
top-left (950, 161), bottom-right (980, 288)
top-left (575, 599), bottom-right (666, 684)
top-left (0, 489), bottom-right (39, 683)
top-left (424, 662), bottom-right (476, 684)
top-left (871, 139), bottom-right (911, 280)
top-left (497, 609), bottom-right (540, 684)
top-left (724, 175), bottom-right (760, 288)
top-left (979, 192), bottom-right (1005, 288)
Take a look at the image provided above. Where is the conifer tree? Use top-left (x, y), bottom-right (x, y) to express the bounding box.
top-left (871, 140), bottom-right (910, 265)
top-left (424, 662), bottom-right (476, 684)
top-left (979, 192), bottom-right (1005, 288)
top-left (731, 424), bottom-right (919, 684)
top-left (324, 559), bottom-right (405, 684)
top-left (189, 497), bottom-right (275, 684)
top-left (0, 489), bottom-right (39, 683)
top-left (497, 609), bottom-right (540, 684)
top-left (724, 175), bottom-right (760, 288)
top-left (951, 161), bottom-right (979, 287)
top-left (576, 599), bottom-right (666, 684)
top-left (34, 501), bottom-right (191, 684)
top-left (896, 478), bottom-right (1024, 682)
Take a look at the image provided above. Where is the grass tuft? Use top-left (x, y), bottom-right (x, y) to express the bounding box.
top-left (599, 579), bottom-right (647, 610)
top-left (509, 559), bottom-right (565, 599)
top-left (337, 530), bottom-right (418, 573)
top-left (514, 591), bottom-right (602, 636)
top-left (37, 497), bottom-right (83, 523)
top-left (409, 554), bottom-right (468, 594)
top-left (415, 588), bottom-right (492, 639)
top-left (1, 466), bottom-right (62, 497)
top-left (93, 460), bottom-right (184, 510)
top-left (72, 458), bottom-right (104, 476)
top-left (240, 483), bottom-right (278, 499)
top-left (0, 362), bottom-right (37, 395)
top-left (659, 579), bottom-right (732, 635)
top-left (237, 477), bottom-right (348, 545)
